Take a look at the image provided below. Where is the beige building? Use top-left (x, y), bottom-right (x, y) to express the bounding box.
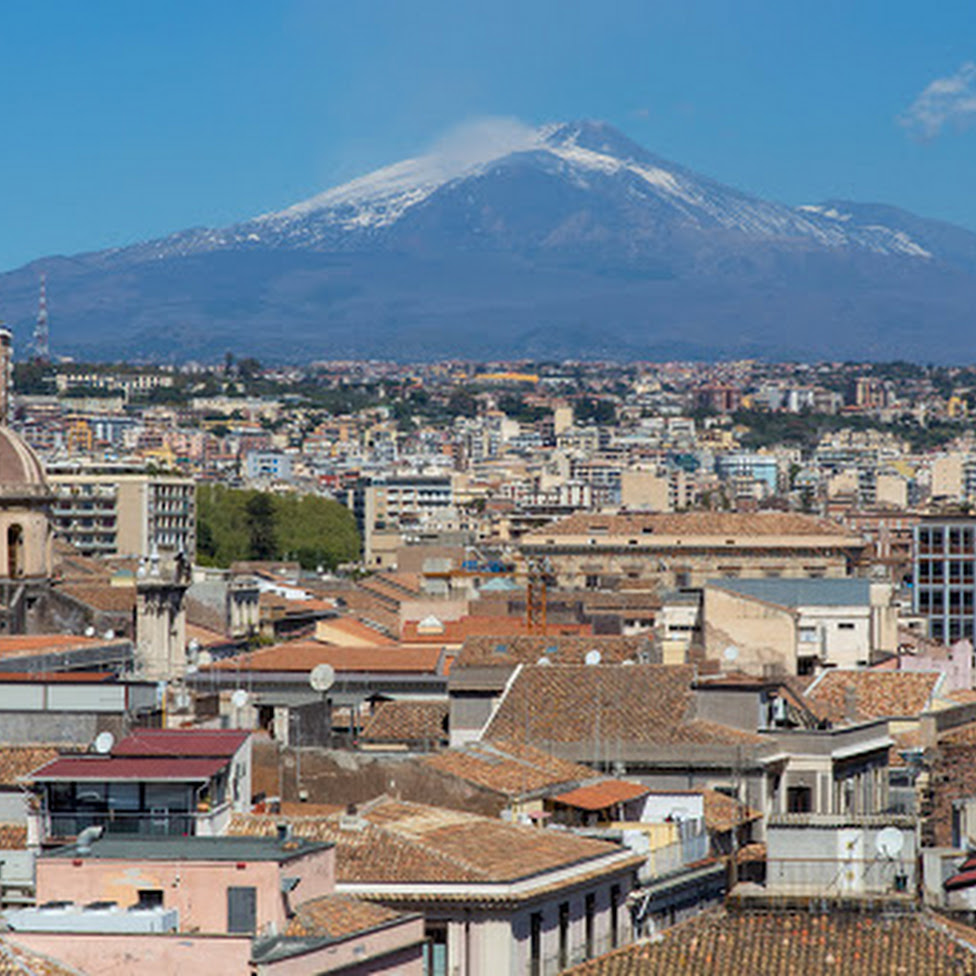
top-left (520, 511), bottom-right (866, 591)
top-left (48, 464), bottom-right (195, 560)
top-left (702, 577), bottom-right (898, 676)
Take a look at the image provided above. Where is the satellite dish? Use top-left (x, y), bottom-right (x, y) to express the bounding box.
top-left (84, 626), bottom-right (96, 638)
top-left (584, 649), bottom-right (602, 666)
top-left (536, 657), bottom-right (553, 667)
top-left (876, 826), bottom-right (904, 859)
top-left (93, 731), bottom-right (115, 755)
top-left (231, 689), bottom-right (249, 709)
top-left (723, 645), bottom-right (740, 663)
top-left (309, 663), bottom-right (336, 692)
top-left (103, 629), bottom-right (115, 641)
top-left (188, 638), bottom-right (201, 654)
top-left (197, 651), bottom-right (213, 668)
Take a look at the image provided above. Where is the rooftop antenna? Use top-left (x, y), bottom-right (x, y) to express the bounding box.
top-left (33, 272), bottom-right (49, 362)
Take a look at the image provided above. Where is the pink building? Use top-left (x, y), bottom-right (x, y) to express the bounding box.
top-left (5, 833), bottom-right (424, 975)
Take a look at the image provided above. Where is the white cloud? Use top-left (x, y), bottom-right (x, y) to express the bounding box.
top-left (899, 62), bottom-right (976, 139)
top-left (427, 117), bottom-right (541, 174)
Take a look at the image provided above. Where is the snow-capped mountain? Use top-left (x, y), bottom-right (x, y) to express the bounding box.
top-left (2, 119), bottom-right (976, 362)
top-left (146, 121), bottom-right (931, 260)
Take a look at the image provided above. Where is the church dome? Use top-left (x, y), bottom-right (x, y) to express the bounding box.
top-left (0, 427), bottom-right (48, 495)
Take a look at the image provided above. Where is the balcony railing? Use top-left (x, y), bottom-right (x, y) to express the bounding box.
top-left (36, 803), bottom-right (231, 840)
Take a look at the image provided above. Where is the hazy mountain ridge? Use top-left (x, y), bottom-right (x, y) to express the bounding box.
top-left (2, 120), bottom-right (976, 362)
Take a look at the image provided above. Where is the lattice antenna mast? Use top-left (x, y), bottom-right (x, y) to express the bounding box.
top-left (33, 272), bottom-right (49, 362)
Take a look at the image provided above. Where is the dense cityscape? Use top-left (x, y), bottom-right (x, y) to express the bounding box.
top-left (4, 333), bottom-right (976, 973)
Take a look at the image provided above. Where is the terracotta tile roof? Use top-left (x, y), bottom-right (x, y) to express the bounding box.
top-left (360, 700), bottom-right (449, 744)
top-left (286, 893), bottom-right (406, 939)
top-left (0, 745), bottom-right (62, 786)
top-left (58, 584), bottom-right (136, 614)
top-left (185, 622), bottom-right (229, 647)
top-left (524, 511), bottom-right (862, 542)
top-left (551, 780), bottom-right (650, 811)
top-left (0, 635), bottom-right (129, 660)
top-left (401, 616), bottom-right (591, 645)
top-left (206, 640), bottom-right (444, 675)
top-left (0, 940), bottom-right (84, 976)
top-left (701, 789), bottom-right (762, 833)
top-left (0, 824), bottom-right (28, 850)
top-left (455, 635), bottom-right (652, 669)
top-left (423, 740), bottom-right (594, 798)
top-left (318, 617), bottom-right (397, 646)
top-left (229, 795), bottom-right (628, 885)
top-left (484, 665), bottom-right (765, 747)
top-left (564, 908), bottom-right (976, 975)
top-left (806, 670), bottom-right (943, 724)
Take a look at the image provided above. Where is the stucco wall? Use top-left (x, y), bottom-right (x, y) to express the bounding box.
top-left (703, 586), bottom-right (797, 675)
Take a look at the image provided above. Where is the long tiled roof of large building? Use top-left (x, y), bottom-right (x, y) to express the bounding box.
top-left (564, 908), bottom-right (976, 975)
top-left (229, 795), bottom-right (631, 886)
top-left (523, 511), bottom-right (863, 541)
top-left (454, 635), bottom-right (651, 669)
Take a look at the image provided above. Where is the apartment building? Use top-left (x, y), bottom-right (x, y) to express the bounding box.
top-left (520, 511), bottom-right (866, 591)
top-left (913, 514), bottom-right (976, 643)
top-left (48, 462), bottom-right (195, 559)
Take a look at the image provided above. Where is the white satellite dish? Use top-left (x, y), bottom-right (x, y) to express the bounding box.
top-left (723, 645), bottom-right (740, 663)
top-left (93, 731), bottom-right (115, 755)
top-left (103, 629), bottom-right (115, 641)
top-left (84, 626), bottom-right (96, 638)
top-left (876, 826), bottom-right (904, 859)
top-left (536, 657), bottom-right (553, 667)
top-left (231, 689), bottom-right (249, 710)
top-left (584, 649), bottom-right (602, 666)
top-left (197, 651), bottom-right (213, 668)
top-left (309, 663), bottom-right (336, 692)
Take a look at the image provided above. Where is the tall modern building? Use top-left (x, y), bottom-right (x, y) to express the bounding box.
top-left (912, 515), bottom-right (976, 643)
top-left (47, 463), bottom-right (196, 560)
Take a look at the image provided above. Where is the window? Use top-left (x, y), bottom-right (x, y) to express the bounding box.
top-left (425, 925), bottom-right (447, 976)
top-left (585, 574), bottom-right (600, 589)
top-left (610, 885), bottom-right (620, 949)
top-left (137, 889), bottom-right (163, 908)
top-left (838, 622), bottom-right (855, 631)
top-left (530, 912), bottom-right (542, 976)
top-left (559, 902), bottom-right (570, 969)
top-left (585, 893), bottom-right (596, 959)
top-left (786, 785), bottom-right (812, 813)
top-left (227, 886), bottom-right (257, 934)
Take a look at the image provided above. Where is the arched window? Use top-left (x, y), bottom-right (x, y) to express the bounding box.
top-left (7, 524), bottom-right (24, 578)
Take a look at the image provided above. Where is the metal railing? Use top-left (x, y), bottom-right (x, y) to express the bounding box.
top-left (40, 804), bottom-right (231, 840)
top-left (764, 857), bottom-right (915, 895)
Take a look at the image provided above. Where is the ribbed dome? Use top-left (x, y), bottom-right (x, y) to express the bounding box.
top-left (0, 427), bottom-right (48, 492)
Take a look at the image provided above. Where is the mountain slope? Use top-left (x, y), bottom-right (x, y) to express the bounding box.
top-left (0, 120), bottom-right (974, 362)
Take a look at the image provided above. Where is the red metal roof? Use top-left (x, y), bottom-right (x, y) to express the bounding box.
top-left (945, 867), bottom-right (976, 891)
top-left (112, 729), bottom-right (250, 758)
top-left (30, 756), bottom-right (229, 782)
top-left (550, 779), bottom-right (651, 811)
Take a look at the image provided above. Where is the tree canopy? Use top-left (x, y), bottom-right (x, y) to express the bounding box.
top-left (196, 486), bottom-right (360, 569)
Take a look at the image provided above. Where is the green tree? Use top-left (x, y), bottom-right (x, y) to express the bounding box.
top-left (245, 493), bottom-right (277, 561)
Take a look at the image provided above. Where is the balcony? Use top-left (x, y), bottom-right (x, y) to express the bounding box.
top-left (34, 802), bottom-right (232, 841)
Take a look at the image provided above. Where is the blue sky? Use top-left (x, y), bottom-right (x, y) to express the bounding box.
top-left (1, 0), bottom-right (975, 270)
